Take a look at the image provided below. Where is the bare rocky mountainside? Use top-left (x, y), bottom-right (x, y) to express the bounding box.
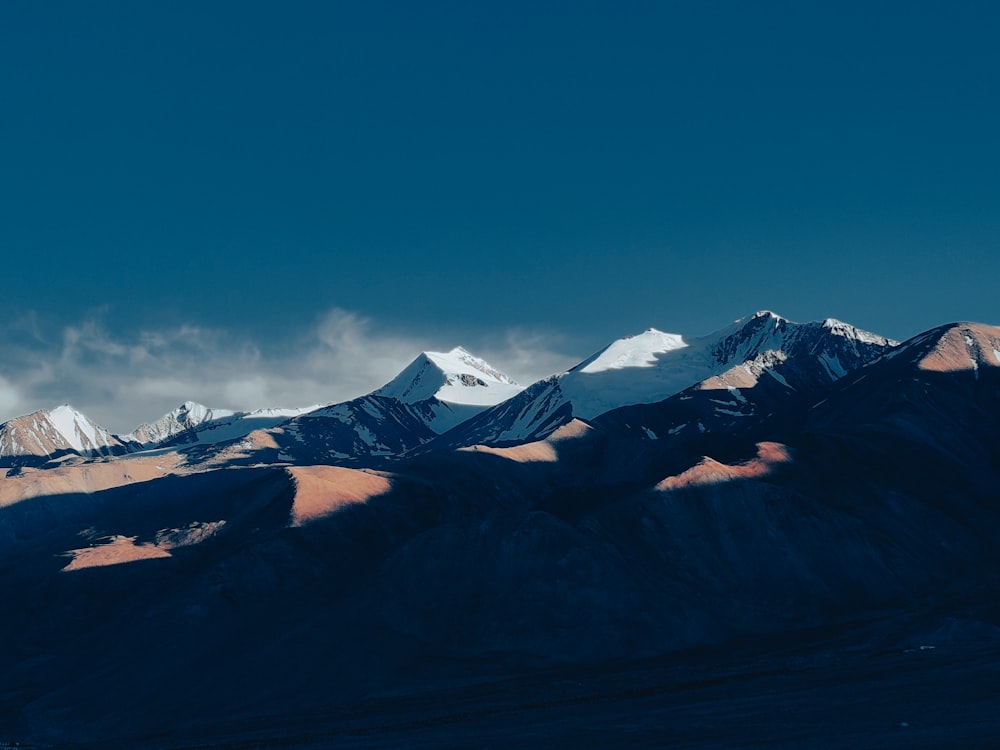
top-left (2, 312), bottom-right (1000, 748)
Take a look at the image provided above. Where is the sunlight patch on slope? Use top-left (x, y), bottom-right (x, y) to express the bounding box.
top-left (656, 442), bottom-right (792, 490)
top-left (459, 419), bottom-right (592, 463)
top-left (0, 453), bottom-right (182, 508)
top-left (287, 465), bottom-right (392, 527)
top-left (917, 325), bottom-right (1000, 373)
top-left (62, 535), bottom-right (172, 571)
top-left (61, 520), bottom-right (226, 572)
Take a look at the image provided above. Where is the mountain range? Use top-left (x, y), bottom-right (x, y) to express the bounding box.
top-left (1, 311), bottom-right (999, 748)
top-left (0, 311), bottom-right (895, 468)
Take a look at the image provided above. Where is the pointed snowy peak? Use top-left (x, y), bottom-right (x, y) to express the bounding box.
top-left (820, 318), bottom-right (898, 346)
top-left (750, 310), bottom-right (787, 322)
top-left (127, 401), bottom-right (236, 447)
top-left (705, 311), bottom-right (893, 371)
top-left (375, 346), bottom-right (522, 407)
top-left (45, 404), bottom-right (120, 454)
top-left (1, 404), bottom-right (123, 462)
top-left (708, 311), bottom-right (799, 365)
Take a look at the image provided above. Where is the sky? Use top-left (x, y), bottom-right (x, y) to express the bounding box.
top-left (1, 1), bottom-right (998, 430)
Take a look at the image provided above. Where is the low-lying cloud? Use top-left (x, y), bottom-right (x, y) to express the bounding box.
top-left (0, 308), bottom-right (577, 433)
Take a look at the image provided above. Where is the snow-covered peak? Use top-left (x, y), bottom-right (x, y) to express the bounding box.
top-left (375, 347), bottom-right (522, 407)
top-left (45, 404), bottom-right (118, 454)
top-left (749, 310), bottom-right (786, 322)
top-left (126, 402), bottom-right (236, 446)
top-left (0, 404), bottom-right (122, 461)
top-left (455, 312), bottom-right (897, 445)
top-left (821, 318), bottom-right (898, 346)
top-left (574, 328), bottom-right (688, 374)
top-left (242, 405), bottom-right (324, 419)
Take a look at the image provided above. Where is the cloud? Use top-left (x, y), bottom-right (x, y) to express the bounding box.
top-left (0, 308), bottom-right (578, 433)
top-left (474, 328), bottom-right (579, 387)
top-left (0, 375), bottom-right (21, 416)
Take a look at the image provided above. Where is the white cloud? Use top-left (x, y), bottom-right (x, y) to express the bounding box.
top-left (0, 375), bottom-right (21, 416)
top-left (474, 328), bottom-right (579, 387)
top-left (0, 308), bottom-right (578, 434)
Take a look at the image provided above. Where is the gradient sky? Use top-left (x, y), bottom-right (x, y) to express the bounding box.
top-left (1, 2), bottom-right (998, 429)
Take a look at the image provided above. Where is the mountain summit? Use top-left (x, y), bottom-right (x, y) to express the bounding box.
top-left (125, 401), bottom-right (236, 447)
top-left (0, 404), bottom-right (124, 467)
top-left (375, 346), bottom-right (522, 407)
top-left (266, 347), bottom-right (524, 464)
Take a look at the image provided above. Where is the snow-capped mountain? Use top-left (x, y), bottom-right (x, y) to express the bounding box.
top-left (0, 317), bottom-right (895, 469)
top-left (125, 401), bottom-right (320, 449)
top-left (125, 402), bottom-right (237, 447)
top-left (438, 311), bottom-right (896, 447)
top-left (272, 346), bottom-right (518, 463)
top-left (372, 346), bottom-right (523, 433)
top-left (249, 347), bottom-right (522, 465)
top-left (0, 404), bottom-right (126, 467)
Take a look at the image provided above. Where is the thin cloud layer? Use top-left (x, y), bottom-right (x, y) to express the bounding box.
top-left (0, 309), bottom-right (577, 433)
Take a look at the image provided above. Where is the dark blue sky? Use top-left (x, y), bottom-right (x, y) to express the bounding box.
top-left (1, 1), bottom-right (998, 424)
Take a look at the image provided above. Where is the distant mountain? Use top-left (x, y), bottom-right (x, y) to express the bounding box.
top-left (125, 401), bottom-right (322, 449)
top-left (1, 400), bottom-right (325, 469)
top-left (271, 396), bottom-right (440, 465)
top-left (373, 346), bottom-right (523, 433)
top-left (0, 315), bottom-right (893, 470)
top-left (259, 347), bottom-right (522, 465)
top-left (804, 321), bottom-right (1000, 452)
top-left (0, 404), bottom-right (127, 468)
top-left (124, 401), bottom-right (237, 447)
top-left (437, 311), bottom-right (895, 447)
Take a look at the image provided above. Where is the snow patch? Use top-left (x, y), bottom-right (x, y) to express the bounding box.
top-left (575, 329), bottom-right (688, 374)
top-left (965, 335), bottom-right (980, 377)
top-left (715, 407), bottom-right (747, 417)
top-left (47, 405), bottom-right (108, 453)
top-left (376, 346), bottom-right (522, 407)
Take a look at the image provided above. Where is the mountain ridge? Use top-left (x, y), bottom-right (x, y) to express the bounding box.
top-left (429, 311), bottom-right (895, 449)
top-left (0, 313), bottom-right (901, 469)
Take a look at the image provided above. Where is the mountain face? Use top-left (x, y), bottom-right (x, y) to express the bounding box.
top-left (125, 401), bottom-right (322, 449)
top-left (269, 395), bottom-right (441, 465)
top-left (0, 401), bottom-right (325, 471)
top-left (218, 347), bottom-right (525, 467)
top-left (0, 347), bottom-right (516, 468)
top-left (373, 346), bottom-right (523, 433)
top-left (124, 401), bottom-right (237, 446)
top-left (0, 404), bottom-right (127, 468)
top-left (436, 311), bottom-right (895, 448)
top-left (4, 314), bottom-right (1000, 747)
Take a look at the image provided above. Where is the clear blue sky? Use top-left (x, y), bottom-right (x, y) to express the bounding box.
top-left (0, 1), bottom-right (998, 427)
